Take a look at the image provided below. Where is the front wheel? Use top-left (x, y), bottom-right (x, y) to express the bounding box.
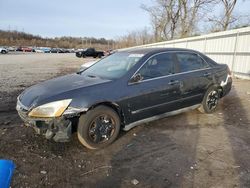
top-left (77, 106), bottom-right (120, 149)
top-left (198, 86), bottom-right (220, 113)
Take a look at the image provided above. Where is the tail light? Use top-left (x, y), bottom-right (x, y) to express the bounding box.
top-left (227, 67), bottom-right (232, 76)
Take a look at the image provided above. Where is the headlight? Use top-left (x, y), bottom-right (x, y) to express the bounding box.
top-left (28, 99), bottom-right (72, 118)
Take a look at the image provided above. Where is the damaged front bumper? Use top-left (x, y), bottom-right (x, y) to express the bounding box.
top-left (16, 101), bottom-right (87, 142)
top-left (17, 109), bottom-right (72, 142)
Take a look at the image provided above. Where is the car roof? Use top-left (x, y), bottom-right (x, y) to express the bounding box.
top-left (122, 47), bottom-right (200, 55)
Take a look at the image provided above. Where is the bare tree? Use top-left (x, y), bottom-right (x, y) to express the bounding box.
top-left (222, 0), bottom-right (237, 30)
top-left (116, 28), bottom-right (154, 48)
top-left (179, 0), bottom-right (217, 37)
top-left (142, 1), bottom-right (167, 41)
top-left (208, 0), bottom-right (238, 31)
top-left (142, 0), bottom-right (217, 40)
top-left (142, 0), bottom-right (182, 41)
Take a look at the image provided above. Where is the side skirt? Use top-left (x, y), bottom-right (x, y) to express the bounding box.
top-left (123, 104), bottom-right (201, 131)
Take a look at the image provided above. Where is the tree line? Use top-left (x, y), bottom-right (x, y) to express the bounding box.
top-left (0, 30), bottom-right (115, 50)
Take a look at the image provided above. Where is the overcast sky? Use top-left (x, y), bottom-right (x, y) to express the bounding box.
top-left (0, 0), bottom-right (249, 39)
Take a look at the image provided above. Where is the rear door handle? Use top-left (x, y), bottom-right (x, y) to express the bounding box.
top-left (168, 80), bottom-right (180, 85)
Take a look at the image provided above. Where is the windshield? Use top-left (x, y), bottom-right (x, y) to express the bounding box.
top-left (81, 52), bottom-right (144, 79)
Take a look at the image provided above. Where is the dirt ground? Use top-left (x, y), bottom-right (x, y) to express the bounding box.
top-left (0, 53), bottom-right (250, 188)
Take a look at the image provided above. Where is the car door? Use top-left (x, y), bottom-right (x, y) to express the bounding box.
top-left (174, 52), bottom-right (213, 108)
top-left (125, 52), bottom-right (182, 123)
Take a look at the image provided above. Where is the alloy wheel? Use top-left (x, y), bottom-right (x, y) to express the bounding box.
top-left (88, 115), bottom-right (116, 143)
top-left (206, 90), bottom-right (219, 110)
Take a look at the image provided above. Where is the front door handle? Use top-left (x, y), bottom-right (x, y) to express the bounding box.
top-left (168, 80), bottom-right (180, 85)
top-left (203, 72), bottom-right (211, 77)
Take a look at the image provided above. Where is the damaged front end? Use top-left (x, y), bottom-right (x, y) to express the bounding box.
top-left (16, 97), bottom-right (86, 142)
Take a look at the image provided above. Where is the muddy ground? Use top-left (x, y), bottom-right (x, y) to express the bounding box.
top-left (0, 53), bottom-right (250, 188)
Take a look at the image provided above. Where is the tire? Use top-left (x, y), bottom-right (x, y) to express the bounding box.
top-left (1, 50), bottom-right (7, 54)
top-left (198, 86), bottom-right (220, 113)
top-left (98, 54), bottom-right (102, 58)
top-left (77, 105), bottom-right (120, 149)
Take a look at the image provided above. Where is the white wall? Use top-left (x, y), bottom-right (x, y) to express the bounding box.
top-left (121, 27), bottom-right (250, 79)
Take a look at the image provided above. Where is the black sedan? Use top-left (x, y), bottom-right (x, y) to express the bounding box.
top-left (16, 48), bottom-right (232, 149)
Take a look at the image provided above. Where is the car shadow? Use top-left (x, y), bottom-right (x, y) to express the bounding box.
top-left (219, 84), bottom-right (250, 187)
top-left (83, 110), bottom-right (201, 187)
top-left (88, 83), bottom-right (249, 187)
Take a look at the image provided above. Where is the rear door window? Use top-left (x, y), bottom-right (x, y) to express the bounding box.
top-left (138, 53), bottom-right (176, 80)
top-left (176, 52), bottom-right (210, 73)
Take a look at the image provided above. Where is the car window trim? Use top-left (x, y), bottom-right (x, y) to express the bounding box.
top-left (128, 51), bottom-right (211, 85)
top-left (175, 51), bottom-right (211, 73)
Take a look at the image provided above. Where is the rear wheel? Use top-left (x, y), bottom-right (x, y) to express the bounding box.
top-left (198, 86), bottom-right (220, 113)
top-left (77, 106), bottom-right (120, 149)
top-left (1, 50), bottom-right (7, 54)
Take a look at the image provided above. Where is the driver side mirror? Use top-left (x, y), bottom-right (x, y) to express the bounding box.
top-left (130, 73), bottom-right (143, 83)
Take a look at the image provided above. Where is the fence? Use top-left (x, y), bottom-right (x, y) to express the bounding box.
top-left (121, 27), bottom-right (250, 79)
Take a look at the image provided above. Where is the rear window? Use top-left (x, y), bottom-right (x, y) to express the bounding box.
top-left (202, 55), bottom-right (218, 66)
top-left (176, 52), bottom-right (210, 73)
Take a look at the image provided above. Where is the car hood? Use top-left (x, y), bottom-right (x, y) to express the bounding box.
top-left (19, 73), bottom-right (111, 109)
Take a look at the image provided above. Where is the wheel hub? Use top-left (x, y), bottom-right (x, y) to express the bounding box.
top-left (206, 90), bottom-right (219, 110)
top-left (89, 115), bottom-right (115, 143)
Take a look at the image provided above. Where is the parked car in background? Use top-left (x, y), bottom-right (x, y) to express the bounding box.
top-left (6, 46), bottom-right (16, 52)
top-left (50, 48), bottom-right (73, 53)
top-left (40, 47), bottom-right (51, 53)
top-left (0, 47), bottom-right (8, 54)
top-left (16, 46), bottom-right (33, 52)
top-left (69, 48), bottom-right (76, 53)
top-left (61, 48), bottom-right (70, 53)
top-left (76, 48), bottom-right (104, 58)
top-left (34, 48), bottom-right (44, 53)
top-left (50, 48), bottom-right (64, 53)
top-left (16, 48), bottom-right (232, 149)
top-left (50, 48), bottom-right (58, 53)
